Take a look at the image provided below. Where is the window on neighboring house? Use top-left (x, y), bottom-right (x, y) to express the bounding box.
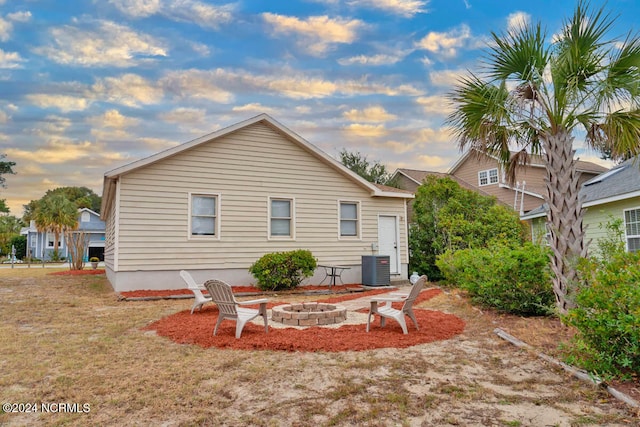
top-left (340, 201), bottom-right (359, 237)
top-left (478, 168), bottom-right (499, 186)
top-left (190, 194), bottom-right (217, 237)
top-left (270, 198), bottom-right (293, 238)
top-left (624, 208), bottom-right (640, 252)
top-left (46, 232), bottom-right (63, 248)
top-left (81, 211), bottom-right (90, 222)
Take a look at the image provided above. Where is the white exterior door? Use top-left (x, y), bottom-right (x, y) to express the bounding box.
top-left (378, 215), bottom-right (399, 274)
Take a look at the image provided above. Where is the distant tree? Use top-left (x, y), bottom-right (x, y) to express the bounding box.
top-left (23, 186), bottom-right (101, 222)
top-left (0, 215), bottom-right (24, 255)
top-left (33, 194), bottom-right (78, 261)
top-left (338, 149), bottom-right (391, 184)
top-left (0, 154), bottom-right (16, 214)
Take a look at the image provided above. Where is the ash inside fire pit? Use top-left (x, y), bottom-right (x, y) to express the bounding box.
top-left (271, 302), bottom-right (347, 326)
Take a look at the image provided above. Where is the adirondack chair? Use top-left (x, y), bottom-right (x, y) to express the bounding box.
top-left (180, 270), bottom-right (212, 314)
top-left (365, 275), bottom-right (427, 334)
top-left (204, 279), bottom-right (269, 339)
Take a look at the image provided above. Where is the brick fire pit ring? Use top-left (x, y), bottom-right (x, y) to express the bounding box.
top-left (271, 302), bottom-right (347, 326)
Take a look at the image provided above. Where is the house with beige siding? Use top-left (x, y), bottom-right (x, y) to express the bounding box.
top-left (521, 157), bottom-right (640, 254)
top-left (100, 114), bottom-right (413, 292)
top-left (448, 149), bottom-right (606, 214)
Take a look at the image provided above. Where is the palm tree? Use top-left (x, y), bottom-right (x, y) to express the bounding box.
top-left (33, 194), bottom-right (78, 261)
top-left (446, 1), bottom-right (640, 313)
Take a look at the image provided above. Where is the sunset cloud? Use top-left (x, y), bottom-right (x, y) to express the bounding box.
top-left (93, 73), bottom-right (164, 107)
top-left (262, 13), bottom-right (364, 56)
top-left (34, 20), bottom-right (167, 67)
top-left (416, 24), bottom-right (471, 57)
top-left (343, 106), bottom-right (397, 122)
top-left (110, 0), bottom-right (234, 29)
top-left (348, 0), bottom-right (428, 17)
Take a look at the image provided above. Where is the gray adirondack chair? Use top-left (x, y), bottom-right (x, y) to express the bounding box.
top-left (180, 270), bottom-right (212, 314)
top-left (204, 279), bottom-right (269, 339)
top-left (366, 275), bottom-right (427, 334)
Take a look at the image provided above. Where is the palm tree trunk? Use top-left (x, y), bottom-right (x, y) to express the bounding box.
top-left (541, 128), bottom-right (587, 313)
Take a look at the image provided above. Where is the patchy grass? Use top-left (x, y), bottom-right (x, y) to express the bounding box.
top-left (0, 268), bottom-right (636, 426)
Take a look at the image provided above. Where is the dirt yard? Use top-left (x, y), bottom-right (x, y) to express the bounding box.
top-left (0, 268), bottom-right (637, 426)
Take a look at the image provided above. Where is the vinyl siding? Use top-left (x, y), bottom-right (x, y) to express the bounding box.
top-left (451, 155), bottom-right (547, 212)
top-left (584, 198), bottom-right (640, 254)
top-left (113, 122), bottom-right (408, 271)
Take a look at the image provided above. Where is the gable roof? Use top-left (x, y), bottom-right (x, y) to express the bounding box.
top-left (391, 168), bottom-right (495, 197)
top-left (521, 157), bottom-right (640, 220)
top-left (448, 149), bottom-right (608, 175)
top-left (101, 114), bottom-right (412, 216)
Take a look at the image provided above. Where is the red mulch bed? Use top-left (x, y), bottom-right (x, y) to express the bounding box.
top-left (144, 289), bottom-right (466, 352)
top-left (120, 284), bottom-right (364, 298)
top-left (49, 269), bottom-right (106, 276)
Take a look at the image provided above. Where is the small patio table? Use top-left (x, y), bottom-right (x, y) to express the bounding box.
top-left (318, 264), bottom-right (351, 289)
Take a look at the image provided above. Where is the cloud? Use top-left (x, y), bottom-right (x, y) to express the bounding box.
top-left (32, 115), bottom-right (73, 136)
top-left (429, 68), bottom-right (467, 88)
top-left (34, 20), bottom-right (167, 67)
top-left (7, 11), bottom-right (32, 22)
top-left (416, 95), bottom-right (452, 115)
top-left (110, 0), bottom-right (234, 29)
top-left (25, 94), bottom-right (91, 112)
top-left (262, 13), bottom-right (364, 56)
top-left (232, 103), bottom-right (276, 114)
top-left (159, 107), bottom-right (206, 124)
top-left (416, 24), bottom-right (471, 57)
top-left (0, 49), bottom-right (24, 68)
top-left (348, 0), bottom-right (428, 17)
top-left (343, 106), bottom-right (397, 122)
top-left (338, 52), bottom-right (408, 66)
top-left (93, 73), bottom-right (164, 107)
top-left (0, 109), bottom-right (8, 124)
top-left (0, 17), bottom-right (11, 41)
top-left (109, 0), bottom-right (161, 17)
top-left (88, 109), bottom-right (140, 129)
top-left (343, 123), bottom-right (388, 137)
top-left (160, 69), bottom-right (234, 103)
top-left (6, 139), bottom-right (93, 164)
top-left (507, 12), bottom-right (530, 34)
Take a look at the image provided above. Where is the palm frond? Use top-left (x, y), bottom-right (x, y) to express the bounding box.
top-left (598, 33), bottom-right (640, 107)
top-left (446, 74), bottom-right (513, 153)
top-left (588, 110), bottom-right (640, 160)
top-left (485, 22), bottom-right (550, 84)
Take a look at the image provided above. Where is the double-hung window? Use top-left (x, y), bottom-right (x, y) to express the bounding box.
top-left (339, 201), bottom-right (359, 238)
top-left (190, 194), bottom-right (218, 237)
top-left (478, 168), bottom-right (499, 186)
top-left (624, 208), bottom-right (640, 252)
top-left (270, 198), bottom-right (293, 238)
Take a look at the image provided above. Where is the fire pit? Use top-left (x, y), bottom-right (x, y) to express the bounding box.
top-left (271, 302), bottom-right (347, 326)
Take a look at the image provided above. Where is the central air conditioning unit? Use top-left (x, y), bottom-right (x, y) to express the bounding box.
top-left (361, 255), bottom-right (390, 286)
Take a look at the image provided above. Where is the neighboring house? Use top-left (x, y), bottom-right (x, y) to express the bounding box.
top-left (100, 114), bottom-right (414, 292)
top-left (21, 208), bottom-right (106, 261)
top-left (448, 149), bottom-right (607, 214)
top-left (521, 157), bottom-right (640, 253)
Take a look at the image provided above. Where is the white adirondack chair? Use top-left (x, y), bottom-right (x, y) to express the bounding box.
top-left (180, 270), bottom-right (212, 314)
top-left (204, 279), bottom-right (269, 339)
top-left (366, 275), bottom-right (427, 334)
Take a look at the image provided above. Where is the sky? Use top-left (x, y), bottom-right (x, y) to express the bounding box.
top-left (1, 0), bottom-right (637, 217)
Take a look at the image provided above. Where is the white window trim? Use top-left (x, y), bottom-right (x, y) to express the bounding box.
top-left (81, 211), bottom-right (91, 223)
top-left (623, 206), bottom-right (640, 253)
top-left (46, 232), bottom-right (64, 249)
top-left (478, 168), bottom-right (499, 186)
top-left (338, 200), bottom-right (361, 240)
top-left (268, 196), bottom-right (295, 240)
top-left (188, 192), bottom-right (221, 240)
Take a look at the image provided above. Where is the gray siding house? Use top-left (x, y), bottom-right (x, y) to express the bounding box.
top-left (100, 114), bottom-right (413, 292)
top-left (22, 208), bottom-right (106, 261)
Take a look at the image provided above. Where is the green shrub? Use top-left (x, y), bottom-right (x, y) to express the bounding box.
top-left (249, 249), bottom-right (317, 291)
top-left (563, 222), bottom-right (640, 379)
top-left (436, 242), bottom-right (554, 316)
